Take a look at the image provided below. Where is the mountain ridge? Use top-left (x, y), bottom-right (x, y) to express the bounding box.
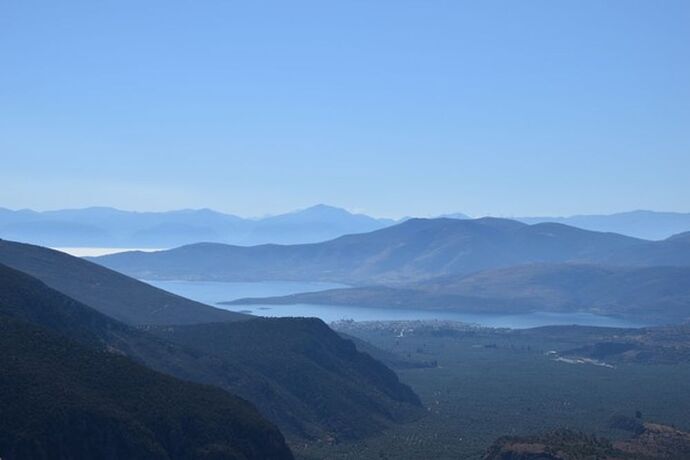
top-left (515, 209), bottom-right (690, 240)
top-left (0, 262), bottom-right (293, 459)
top-left (6, 206), bottom-right (690, 248)
top-left (91, 217), bottom-right (657, 285)
top-left (0, 204), bottom-right (394, 247)
top-left (0, 240), bottom-right (423, 441)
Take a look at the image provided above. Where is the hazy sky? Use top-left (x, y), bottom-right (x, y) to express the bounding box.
top-left (1, 1), bottom-right (688, 218)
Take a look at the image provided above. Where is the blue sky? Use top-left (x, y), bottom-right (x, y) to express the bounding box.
top-left (1, 1), bottom-right (688, 218)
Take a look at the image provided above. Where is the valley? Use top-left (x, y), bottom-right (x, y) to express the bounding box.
top-left (2, 212), bottom-right (689, 459)
top-left (296, 320), bottom-right (690, 459)
top-left (2, 217), bottom-right (690, 459)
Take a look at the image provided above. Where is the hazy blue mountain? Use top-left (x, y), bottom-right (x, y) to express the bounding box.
top-left (92, 218), bottom-right (645, 284)
top-left (240, 204), bottom-right (396, 245)
top-left (0, 204), bottom-right (394, 247)
top-left (0, 239), bottom-right (422, 441)
top-left (5, 206), bottom-right (688, 247)
top-left (602, 230), bottom-right (690, 267)
top-left (0, 220), bottom-right (112, 247)
top-left (0, 207), bottom-right (246, 247)
top-left (517, 210), bottom-right (690, 240)
top-left (438, 212), bottom-right (471, 219)
top-left (0, 263), bottom-right (293, 459)
top-left (225, 263), bottom-right (690, 324)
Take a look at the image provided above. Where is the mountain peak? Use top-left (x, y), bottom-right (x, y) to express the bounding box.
top-left (300, 204), bottom-right (353, 215)
top-left (438, 212), bottom-right (471, 219)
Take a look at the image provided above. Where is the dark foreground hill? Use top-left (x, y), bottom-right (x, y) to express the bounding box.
top-left (225, 263), bottom-right (690, 324)
top-left (0, 264), bottom-right (292, 459)
top-left (0, 239), bottom-right (245, 325)
top-left (93, 217), bottom-right (652, 284)
top-left (150, 318), bottom-right (422, 440)
top-left (0, 241), bottom-right (422, 441)
top-left (142, 317), bottom-right (423, 441)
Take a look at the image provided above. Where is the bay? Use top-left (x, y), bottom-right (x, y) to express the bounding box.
top-left (144, 279), bottom-right (646, 329)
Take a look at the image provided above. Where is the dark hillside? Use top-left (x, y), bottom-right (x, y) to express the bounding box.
top-left (151, 317), bottom-right (423, 440)
top-left (0, 317), bottom-right (292, 460)
top-left (0, 264), bottom-right (292, 459)
top-left (0, 248), bottom-right (423, 442)
top-left (0, 239), bottom-right (244, 325)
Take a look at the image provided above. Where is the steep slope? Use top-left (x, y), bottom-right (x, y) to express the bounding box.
top-left (0, 264), bottom-right (292, 459)
top-left (225, 264), bottom-right (690, 324)
top-left (0, 318), bottom-right (294, 460)
top-left (0, 245), bottom-right (423, 441)
top-left (150, 318), bottom-right (422, 440)
top-left (92, 218), bottom-right (643, 284)
top-left (0, 239), bottom-right (245, 325)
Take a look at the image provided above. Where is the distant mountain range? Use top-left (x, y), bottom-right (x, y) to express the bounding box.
top-left (0, 204), bottom-right (395, 247)
top-left (2, 206), bottom-right (689, 249)
top-left (0, 239), bottom-right (422, 442)
top-left (93, 217), bottom-right (686, 285)
top-left (513, 210), bottom-right (690, 241)
top-left (90, 217), bottom-right (690, 324)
